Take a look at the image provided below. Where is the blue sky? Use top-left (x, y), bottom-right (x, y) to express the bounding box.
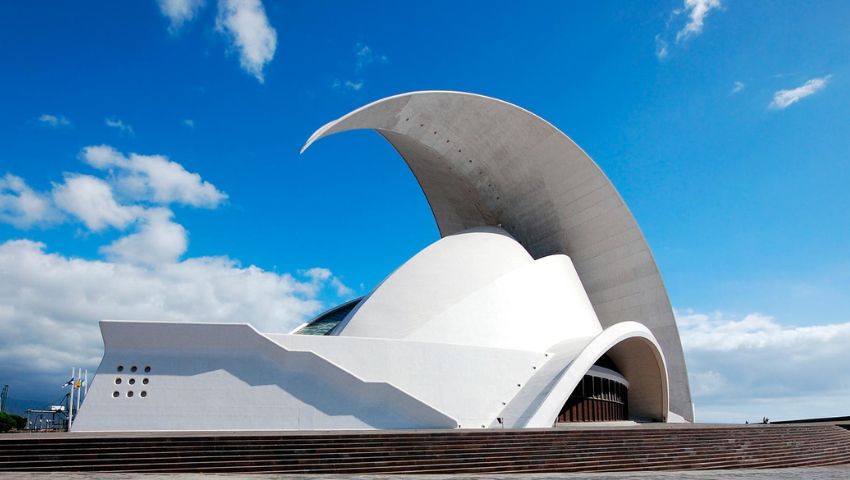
top-left (1, 1), bottom-right (849, 422)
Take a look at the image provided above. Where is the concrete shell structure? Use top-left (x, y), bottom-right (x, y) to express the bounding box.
top-left (73, 91), bottom-right (692, 432)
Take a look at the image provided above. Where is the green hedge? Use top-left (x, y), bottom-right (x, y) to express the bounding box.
top-left (0, 412), bottom-right (27, 432)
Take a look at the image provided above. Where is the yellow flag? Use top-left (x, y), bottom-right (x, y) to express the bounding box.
top-left (75, 379), bottom-right (82, 389)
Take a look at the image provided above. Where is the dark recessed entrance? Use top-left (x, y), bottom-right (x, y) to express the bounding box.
top-left (557, 355), bottom-right (628, 422)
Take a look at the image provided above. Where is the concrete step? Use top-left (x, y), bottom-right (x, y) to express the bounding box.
top-left (1, 424), bottom-right (847, 473)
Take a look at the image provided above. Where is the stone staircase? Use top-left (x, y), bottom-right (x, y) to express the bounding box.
top-left (1, 424), bottom-right (849, 474)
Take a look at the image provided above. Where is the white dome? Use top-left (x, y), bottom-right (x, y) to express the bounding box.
top-left (336, 227), bottom-right (603, 352)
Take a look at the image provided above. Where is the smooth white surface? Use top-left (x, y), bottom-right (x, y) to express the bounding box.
top-left (302, 91), bottom-right (693, 421)
top-left (76, 227), bottom-right (677, 431)
top-left (495, 321), bottom-right (668, 428)
top-left (73, 321), bottom-right (456, 431)
top-left (338, 227), bottom-right (602, 352)
top-left (75, 88), bottom-right (699, 429)
top-left (268, 334), bottom-right (546, 429)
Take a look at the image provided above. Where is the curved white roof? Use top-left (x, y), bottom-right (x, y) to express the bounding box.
top-left (302, 91), bottom-right (693, 422)
top-left (335, 227), bottom-right (603, 352)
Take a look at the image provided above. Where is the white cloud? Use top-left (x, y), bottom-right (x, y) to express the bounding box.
top-left (215, 0), bottom-right (277, 83)
top-left (158, 0), bottom-right (205, 31)
top-left (38, 114), bottom-right (71, 128)
top-left (330, 277), bottom-right (354, 297)
top-left (731, 80), bottom-right (746, 94)
top-left (302, 267), bottom-right (332, 282)
top-left (100, 208), bottom-right (188, 265)
top-left (676, 0), bottom-right (722, 42)
top-left (677, 309), bottom-right (850, 422)
top-left (354, 42), bottom-right (388, 73)
top-left (302, 267), bottom-right (354, 298)
top-left (0, 174), bottom-right (60, 229)
top-left (182, 119), bottom-right (195, 128)
top-left (654, 35), bottom-right (669, 60)
top-left (105, 117), bottom-right (135, 135)
top-left (0, 238), bottom-right (344, 399)
top-left (655, 0), bottom-right (722, 60)
top-left (51, 174), bottom-right (141, 231)
top-left (344, 80), bottom-right (364, 91)
top-left (81, 145), bottom-right (227, 208)
top-left (3, 145), bottom-right (224, 234)
top-left (331, 43), bottom-right (388, 92)
top-left (769, 75), bottom-right (831, 110)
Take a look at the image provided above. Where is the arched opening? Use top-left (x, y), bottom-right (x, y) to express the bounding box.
top-left (555, 334), bottom-right (667, 423)
top-left (557, 355), bottom-right (629, 422)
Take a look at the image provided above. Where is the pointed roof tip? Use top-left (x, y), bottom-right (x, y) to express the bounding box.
top-left (300, 117), bottom-right (343, 154)
top-left (300, 91), bottom-right (490, 155)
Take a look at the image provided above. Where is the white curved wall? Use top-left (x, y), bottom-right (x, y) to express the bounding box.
top-left (303, 91), bottom-right (694, 421)
top-left (338, 227), bottom-right (603, 351)
top-left (269, 333), bottom-right (547, 429)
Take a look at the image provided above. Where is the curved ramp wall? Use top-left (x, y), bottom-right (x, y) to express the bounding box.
top-left (303, 91), bottom-right (693, 422)
top-left (73, 321), bottom-right (456, 432)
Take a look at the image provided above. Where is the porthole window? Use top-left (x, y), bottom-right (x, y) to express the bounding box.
top-left (141, 391), bottom-right (147, 398)
top-left (144, 366), bottom-right (151, 373)
top-left (112, 391), bottom-right (119, 398)
top-left (127, 391), bottom-right (134, 397)
top-left (129, 378), bottom-right (136, 385)
top-left (114, 378), bottom-right (122, 385)
top-left (130, 366), bottom-right (138, 373)
top-left (142, 378), bottom-right (149, 385)
top-left (117, 365), bottom-right (124, 372)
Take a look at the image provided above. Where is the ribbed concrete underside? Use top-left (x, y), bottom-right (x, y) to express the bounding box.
top-left (2, 424), bottom-right (849, 474)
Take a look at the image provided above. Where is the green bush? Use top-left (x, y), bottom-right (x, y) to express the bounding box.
top-left (11, 414), bottom-right (26, 430)
top-left (0, 412), bottom-right (14, 432)
top-left (0, 412), bottom-right (27, 432)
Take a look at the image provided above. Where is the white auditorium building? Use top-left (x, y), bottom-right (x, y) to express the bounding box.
top-left (73, 91), bottom-right (694, 431)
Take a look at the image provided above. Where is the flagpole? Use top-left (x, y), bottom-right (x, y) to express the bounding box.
top-left (75, 368), bottom-right (82, 414)
top-left (84, 369), bottom-right (89, 396)
top-left (67, 367), bottom-right (74, 431)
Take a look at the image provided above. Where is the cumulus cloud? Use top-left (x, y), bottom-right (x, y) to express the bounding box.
top-left (676, 0), bottom-right (722, 42)
top-left (302, 267), bottom-right (354, 298)
top-left (0, 174), bottom-right (59, 229)
top-left (677, 309), bottom-right (850, 422)
top-left (38, 114), bottom-right (71, 128)
top-left (3, 145), bottom-right (224, 236)
top-left (330, 277), bottom-right (355, 297)
top-left (0, 239), bottom-right (347, 399)
top-left (81, 145), bottom-right (227, 208)
top-left (215, 0), bottom-right (277, 83)
top-left (51, 174), bottom-right (141, 231)
top-left (1, 143), bottom-right (357, 401)
top-left (769, 76), bottom-right (831, 110)
top-left (100, 208), bottom-right (188, 265)
top-left (158, 0), bottom-right (205, 31)
top-left (105, 117), bottom-right (134, 135)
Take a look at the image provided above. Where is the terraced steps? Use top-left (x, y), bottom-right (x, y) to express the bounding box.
top-left (1, 424), bottom-right (849, 474)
